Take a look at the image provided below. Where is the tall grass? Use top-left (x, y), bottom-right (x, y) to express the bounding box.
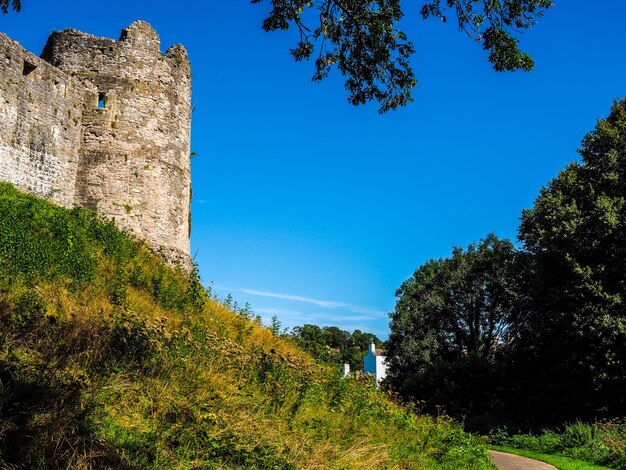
top-left (489, 421), bottom-right (626, 469)
top-left (491, 446), bottom-right (612, 470)
top-left (0, 183), bottom-right (494, 469)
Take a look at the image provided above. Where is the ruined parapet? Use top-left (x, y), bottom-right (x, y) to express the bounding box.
top-left (0, 33), bottom-right (96, 207)
top-left (0, 22), bottom-right (192, 268)
top-left (41, 21), bottom-right (192, 264)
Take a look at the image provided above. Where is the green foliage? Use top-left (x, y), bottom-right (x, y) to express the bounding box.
top-left (491, 446), bottom-right (613, 470)
top-left (107, 310), bottom-right (165, 368)
top-left (0, 0), bottom-right (19, 14)
top-left (290, 323), bottom-right (332, 361)
top-left (513, 98), bottom-right (626, 425)
top-left (12, 290), bottom-right (47, 325)
top-left (221, 292), bottom-right (254, 317)
top-left (386, 234), bottom-right (515, 430)
top-left (252, 0), bottom-right (415, 113)
top-left (252, 0), bottom-right (552, 112)
top-left (0, 183), bottom-right (494, 469)
top-left (420, 0), bottom-right (551, 73)
top-left (269, 314), bottom-right (283, 336)
top-left (387, 99), bottom-right (626, 433)
top-left (289, 323), bottom-right (380, 370)
top-left (0, 300), bottom-right (124, 469)
top-left (490, 421), bottom-right (626, 469)
top-left (389, 234), bottom-right (516, 365)
top-left (0, 182), bottom-right (137, 288)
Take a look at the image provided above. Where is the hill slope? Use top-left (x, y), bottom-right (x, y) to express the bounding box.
top-left (0, 182), bottom-right (494, 469)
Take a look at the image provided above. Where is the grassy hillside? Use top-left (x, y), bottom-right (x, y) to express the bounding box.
top-left (0, 182), bottom-right (494, 469)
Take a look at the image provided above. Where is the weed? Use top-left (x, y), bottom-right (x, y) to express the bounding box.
top-left (0, 183), bottom-right (495, 469)
top-left (490, 421), bottom-right (626, 469)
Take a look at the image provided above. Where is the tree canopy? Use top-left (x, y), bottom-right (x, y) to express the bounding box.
top-left (388, 234), bottom-right (515, 369)
top-left (513, 98), bottom-right (626, 423)
top-left (252, 0), bottom-right (553, 112)
top-left (386, 99), bottom-right (626, 431)
top-left (0, 0), bottom-right (19, 14)
top-left (289, 323), bottom-right (380, 370)
top-left (386, 234), bottom-right (516, 429)
top-left (4, 0), bottom-right (552, 112)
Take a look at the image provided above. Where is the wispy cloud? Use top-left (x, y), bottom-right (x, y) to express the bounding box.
top-left (305, 312), bottom-right (380, 322)
top-left (237, 288), bottom-right (387, 317)
top-left (254, 308), bottom-right (376, 323)
top-left (241, 289), bottom-right (347, 309)
top-left (213, 286), bottom-right (390, 337)
top-left (350, 306), bottom-right (388, 316)
top-left (253, 307), bottom-right (303, 317)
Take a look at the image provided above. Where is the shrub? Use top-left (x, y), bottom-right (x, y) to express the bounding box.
top-left (0, 184), bottom-right (495, 469)
top-left (493, 421), bottom-right (626, 469)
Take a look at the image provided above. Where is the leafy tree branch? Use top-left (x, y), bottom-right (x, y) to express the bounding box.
top-left (252, 0), bottom-right (553, 112)
top-left (1, 0), bottom-right (20, 14)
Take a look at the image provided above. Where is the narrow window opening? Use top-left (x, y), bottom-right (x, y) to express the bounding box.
top-left (22, 60), bottom-right (36, 76)
top-left (98, 93), bottom-right (106, 109)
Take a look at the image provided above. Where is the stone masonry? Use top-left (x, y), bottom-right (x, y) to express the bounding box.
top-left (0, 21), bottom-right (192, 268)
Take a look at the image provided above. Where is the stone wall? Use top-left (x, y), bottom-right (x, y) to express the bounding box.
top-left (0, 33), bottom-right (96, 207)
top-left (42, 21), bottom-right (192, 259)
top-left (0, 22), bottom-right (192, 268)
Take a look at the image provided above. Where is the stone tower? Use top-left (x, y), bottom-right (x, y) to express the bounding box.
top-left (41, 21), bottom-right (192, 264)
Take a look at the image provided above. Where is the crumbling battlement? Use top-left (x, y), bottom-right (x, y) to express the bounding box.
top-left (0, 21), bottom-right (192, 268)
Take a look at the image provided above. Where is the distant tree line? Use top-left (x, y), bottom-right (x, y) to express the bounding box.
top-left (286, 323), bottom-right (380, 371)
top-left (386, 99), bottom-right (626, 432)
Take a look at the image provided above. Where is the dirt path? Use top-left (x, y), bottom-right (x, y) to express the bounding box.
top-left (489, 450), bottom-right (558, 470)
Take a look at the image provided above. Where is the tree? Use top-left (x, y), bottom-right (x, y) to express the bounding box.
top-left (513, 98), bottom-right (626, 424)
top-left (291, 324), bottom-right (332, 361)
top-left (344, 328), bottom-right (380, 370)
top-left (349, 328), bottom-right (379, 352)
top-left (269, 315), bottom-right (284, 335)
top-left (386, 234), bottom-right (516, 429)
top-left (252, 0), bottom-right (553, 112)
top-left (1, 0), bottom-right (19, 14)
top-left (388, 234), bottom-right (516, 368)
top-left (289, 324), bottom-right (380, 369)
top-left (322, 325), bottom-right (351, 349)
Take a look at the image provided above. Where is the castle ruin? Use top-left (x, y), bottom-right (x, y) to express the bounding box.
top-left (0, 21), bottom-right (192, 267)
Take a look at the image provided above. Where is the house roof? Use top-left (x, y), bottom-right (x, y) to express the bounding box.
top-left (373, 349), bottom-right (386, 357)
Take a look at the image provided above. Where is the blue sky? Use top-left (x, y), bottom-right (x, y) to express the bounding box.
top-left (3, 1), bottom-right (625, 338)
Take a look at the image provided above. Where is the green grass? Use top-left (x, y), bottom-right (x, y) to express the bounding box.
top-left (492, 445), bottom-right (612, 470)
top-left (488, 422), bottom-right (626, 470)
top-left (0, 182), bottom-right (495, 469)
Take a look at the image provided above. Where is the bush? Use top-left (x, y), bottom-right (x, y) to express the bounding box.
top-left (0, 184), bottom-right (495, 469)
top-left (492, 421), bottom-right (626, 469)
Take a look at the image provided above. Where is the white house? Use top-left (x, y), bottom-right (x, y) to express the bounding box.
top-left (363, 342), bottom-right (388, 383)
